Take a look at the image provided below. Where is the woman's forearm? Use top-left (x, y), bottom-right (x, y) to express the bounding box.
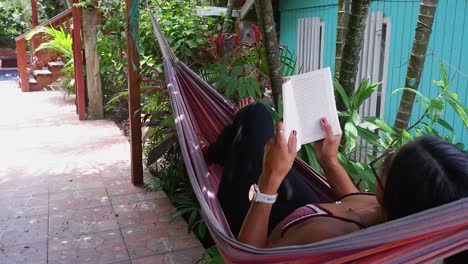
top-left (238, 176), bottom-right (278, 248)
top-left (321, 159), bottom-right (358, 198)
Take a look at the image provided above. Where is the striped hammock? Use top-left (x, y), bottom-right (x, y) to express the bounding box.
top-left (145, 3), bottom-right (467, 263)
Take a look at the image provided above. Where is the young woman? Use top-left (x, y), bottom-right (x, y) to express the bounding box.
top-left (201, 98), bottom-right (468, 251)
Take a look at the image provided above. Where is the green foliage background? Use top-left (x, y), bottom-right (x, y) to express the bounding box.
top-left (0, 0), bottom-right (67, 48)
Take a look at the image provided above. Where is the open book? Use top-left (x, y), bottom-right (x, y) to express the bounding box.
top-left (282, 67), bottom-right (342, 151)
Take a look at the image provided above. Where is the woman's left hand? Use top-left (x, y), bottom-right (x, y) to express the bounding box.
top-left (259, 121), bottom-right (297, 194)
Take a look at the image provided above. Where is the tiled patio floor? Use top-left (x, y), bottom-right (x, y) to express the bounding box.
top-left (0, 81), bottom-right (204, 264)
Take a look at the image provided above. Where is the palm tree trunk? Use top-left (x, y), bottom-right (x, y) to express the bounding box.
top-left (334, 0), bottom-right (350, 80)
top-left (337, 0), bottom-right (371, 111)
top-left (222, 0), bottom-right (235, 34)
top-left (254, 0), bottom-right (282, 108)
top-left (394, 0), bottom-right (438, 132)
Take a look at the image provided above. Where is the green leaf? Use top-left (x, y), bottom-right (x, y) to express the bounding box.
top-left (350, 112), bottom-right (360, 125)
top-left (356, 127), bottom-right (380, 144)
top-left (455, 142), bottom-right (465, 150)
top-left (439, 62), bottom-right (449, 89)
top-left (358, 121), bottom-right (379, 131)
top-left (401, 130), bottom-right (414, 144)
top-left (337, 153), bottom-right (358, 175)
top-left (435, 118), bottom-right (454, 133)
top-left (344, 122), bottom-right (358, 151)
top-left (392, 88), bottom-right (430, 104)
top-left (146, 133), bottom-right (176, 166)
top-left (428, 99), bottom-right (445, 122)
top-left (333, 79), bottom-right (351, 110)
top-left (304, 144), bottom-right (322, 172)
top-left (225, 79), bottom-right (237, 97)
top-left (445, 96), bottom-right (468, 128)
top-left (352, 79), bottom-right (379, 110)
top-left (230, 66), bottom-right (243, 77)
top-left (214, 77), bottom-right (229, 91)
top-left (160, 116), bottom-right (175, 127)
top-left (364, 117), bottom-right (396, 135)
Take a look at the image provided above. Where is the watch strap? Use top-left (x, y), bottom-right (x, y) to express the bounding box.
top-left (252, 184), bottom-right (277, 204)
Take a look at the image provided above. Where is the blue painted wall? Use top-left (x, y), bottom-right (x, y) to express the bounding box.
top-left (279, 0), bottom-right (468, 146)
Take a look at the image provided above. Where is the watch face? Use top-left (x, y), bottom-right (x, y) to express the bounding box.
top-left (248, 184), bottom-right (255, 201)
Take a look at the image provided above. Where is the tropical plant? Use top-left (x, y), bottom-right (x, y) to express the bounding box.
top-left (25, 26), bottom-right (75, 93)
top-left (394, 0), bottom-right (439, 132)
top-left (198, 26), bottom-right (299, 104)
top-left (199, 245), bottom-right (225, 264)
top-left (317, 63), bottom-right (468, 192)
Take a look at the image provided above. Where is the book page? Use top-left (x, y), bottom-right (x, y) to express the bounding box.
top-left (282, 80), bottom-right (302, 150)
top-left (283, 67), bottom-right (341, 150)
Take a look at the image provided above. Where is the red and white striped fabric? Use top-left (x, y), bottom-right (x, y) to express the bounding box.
top-left (145, 2), bottom-right (468, 263)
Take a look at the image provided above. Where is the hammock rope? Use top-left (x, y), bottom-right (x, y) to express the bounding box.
top-left (144, 2), bottom-right (468, 263)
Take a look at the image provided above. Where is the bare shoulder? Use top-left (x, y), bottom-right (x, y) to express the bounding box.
top-left (267, 217), bottom-right (360, 247)
top-left (339, 193), bottom-right (378, 204)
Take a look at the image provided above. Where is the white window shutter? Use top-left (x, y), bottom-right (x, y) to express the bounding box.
top-left (297, 17), bottom-right (322, 73)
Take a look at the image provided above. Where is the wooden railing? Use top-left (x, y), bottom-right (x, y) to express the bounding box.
top-left (15, 9), bottom-right (73, 92)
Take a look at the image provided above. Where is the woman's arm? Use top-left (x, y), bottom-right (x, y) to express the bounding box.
top-left (315, 117), bottom-right (358, 198)
top-left (238, 121), bottom-right (297, 248)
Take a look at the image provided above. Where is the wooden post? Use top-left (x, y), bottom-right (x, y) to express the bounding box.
top-left (125, 0), bottom-right (143, 185)
top-left (31, 0), bottom-right (40, 66)
top-left (72, 0), bottom-right (87, 120)
top-left (31, 0), bottom-right (39, 26)
top-left (82, 8), bottom-right (104, 119)
top-left (16, 39), bottom-right (29, 92)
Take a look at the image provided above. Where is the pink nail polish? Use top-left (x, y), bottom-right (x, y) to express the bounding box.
top-left (293, 130), bottom-right (297, 136)
top-left (321, 117), bottom-right (328, 124)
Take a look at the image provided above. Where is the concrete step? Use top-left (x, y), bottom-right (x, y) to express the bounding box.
top-left (33, 69), bottom-right (53, 76)
top-left (47, 61), bottom-right (64, 79)
top-left (47, 61), bottom-right (65, 68)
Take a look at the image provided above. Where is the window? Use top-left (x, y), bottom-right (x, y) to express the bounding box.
top-left (297, 17), bottom-right (325, 73)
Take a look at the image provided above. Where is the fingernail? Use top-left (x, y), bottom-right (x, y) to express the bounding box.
top-left (321, 117), bottom-right (328, 124)
top-left (293, 130), bottom-right (297, 136)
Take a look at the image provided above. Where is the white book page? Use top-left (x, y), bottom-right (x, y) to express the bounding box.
top-left (282, 67), bottom-right (341, 150)
top-left (282, 80), bottom-right (302, 151)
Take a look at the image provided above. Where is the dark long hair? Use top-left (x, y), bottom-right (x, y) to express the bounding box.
top-left (382, 136), bottom-right (468, 263)
top-left (383, 136), bottom-right (468, 220)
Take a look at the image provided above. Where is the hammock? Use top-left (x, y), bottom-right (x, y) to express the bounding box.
top-left (144, 4), bottom-right (468, 263)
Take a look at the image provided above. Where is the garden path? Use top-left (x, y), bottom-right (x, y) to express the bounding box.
top-left (0, 81), bottom-right (204, 264)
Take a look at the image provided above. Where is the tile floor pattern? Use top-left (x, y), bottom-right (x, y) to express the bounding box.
top-left (0, 81), bottom-right (204, 263)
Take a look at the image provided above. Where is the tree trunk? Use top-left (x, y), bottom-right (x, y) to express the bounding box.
top-left (334, 0), bottom-right (350, 80)
top-left (394, 0), bottom-right (438, 132)
top-left (81, 8), bottom-right (104, 119)
top-left (254, 0), bottom-right (282, 109)
top-left (337, 0), bottom-right (371, 111)
top-left (222, 0), bottom-right (235, 34)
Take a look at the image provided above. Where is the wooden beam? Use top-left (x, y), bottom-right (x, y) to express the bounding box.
top-left (240, 0), bottom-right (254, 20)
top-left (72, 0), bottom-right (87, 120)
top-left (16, 39), bottom-right (29, 92)
top-left (31, 0), bottom-right (39, 26)
top-left (125, 0), bottom-right (143, 186)
top-left (82, 8), bottom-right (104, 119)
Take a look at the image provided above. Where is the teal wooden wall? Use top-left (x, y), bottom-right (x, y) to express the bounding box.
top-left (280, 0), bottom-right (468, 146)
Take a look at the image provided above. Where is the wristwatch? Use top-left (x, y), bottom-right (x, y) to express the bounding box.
top-left (248, 184), bottom-right (278, 204)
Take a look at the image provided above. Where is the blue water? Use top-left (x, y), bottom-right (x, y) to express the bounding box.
top-left (0, 69), bottom-right (18, 81)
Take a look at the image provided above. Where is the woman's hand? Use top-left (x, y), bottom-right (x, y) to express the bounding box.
top-left (314, 117), bottom-right (342, 168)
top-left (258, 121), bottom-right (297, 194)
